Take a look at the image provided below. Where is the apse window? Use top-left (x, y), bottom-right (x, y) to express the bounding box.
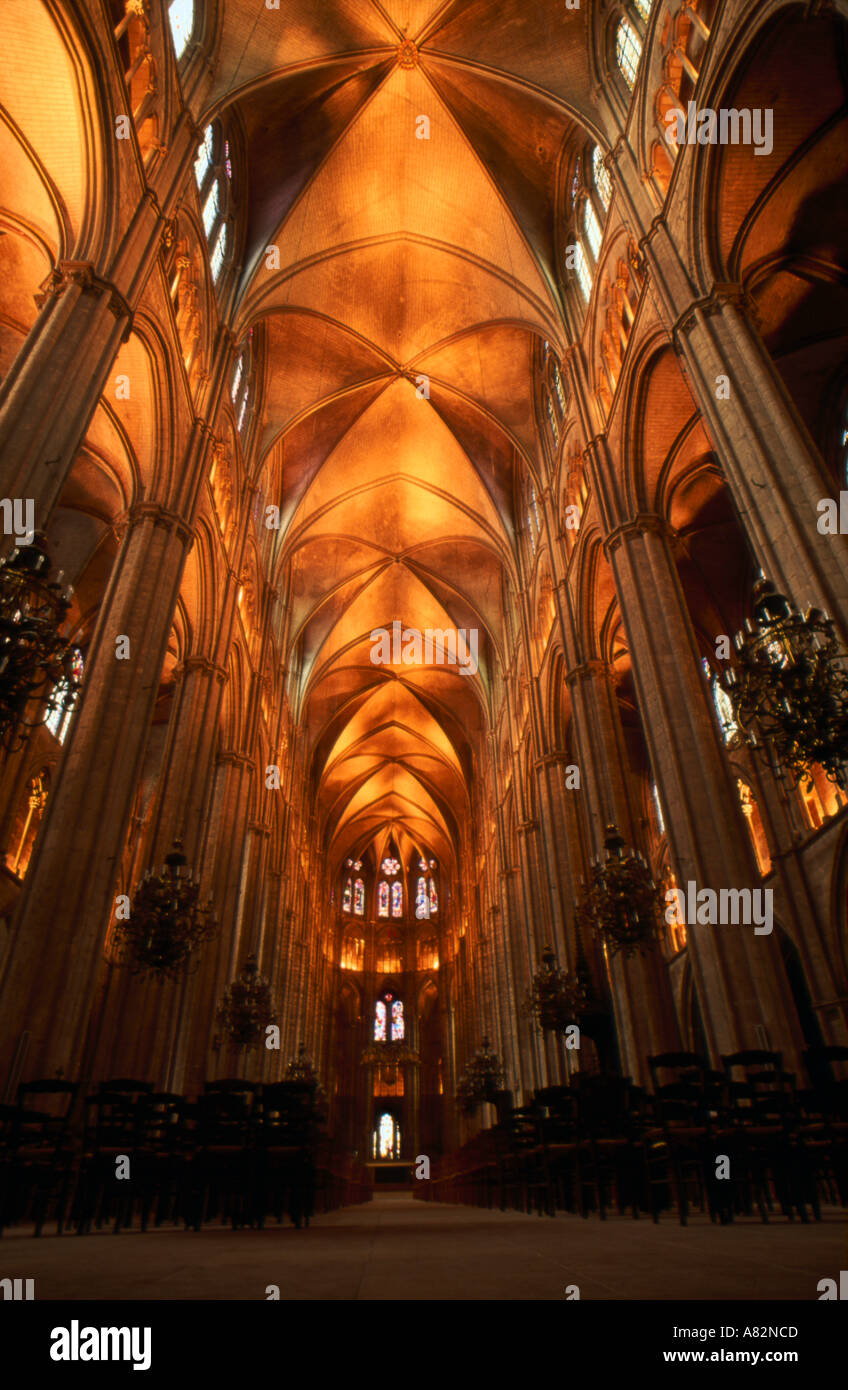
top-left (373, 1112), bottom-right (401, 1160)
top-left (168, 0), bottom-right (194, 61)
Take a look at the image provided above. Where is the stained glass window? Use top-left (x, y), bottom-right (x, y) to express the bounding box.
top-left (237, 393), bottom-right (249, 433)
top-left (194, 125), bottom-right (214, 188)
top-left (651, 782), bottom-right (665, 835)
top-left (342, 878), bottom-right (352, 913)
top-left (202, 180), bottom-right (220, 238)
top-left (593, 146), bottom-right (612, 212)
top-left (583, 197), bottom-right (602, 262)
top-left (224, 140), bottom-right (232, 181)
top-left (210, 222), bottom-right (227, 282)
top-left (231, 355), bottom-right (244, 403)
top-left (391, 881), bottom-right (403, 917)
top-left (374, 1000), bottom-right (387, 1042)
top-left (353, 878), bottom-right (365, 915)
top-left (571, 156), bottom-right (581, 208)
top-left (373, 1112), bottom-right (400, 1159)
top-left (415, 876), bottom-right (430, 919)
top-left (391, 1000), bottom-right (404, 1041)
top-left (552, 361), bottom-right (567, 416)
top-left (378, 881), bottom-right (389, 917)
top-left (168, 0), bottom-right (195, 61)
top-left (633, 0), bottom-right (653, 21)
top-left (45, 649), bottom-right (83, 744)
top-left (381, 857), bottom-right (401, 875)
top-left (701, 658), bottom-right (738, 744)
top-left (616, 17), bottom-right (642, 91)
top-left (573, 240), bottom-right (592, 302)
top-left (545, 391), bottom-right (559, 445)
top-left (428, 878), bottom-right (438, 915)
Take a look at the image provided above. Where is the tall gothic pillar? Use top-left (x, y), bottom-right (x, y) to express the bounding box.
top-left (605, 515), bottom-right (805, 1068)
top-left (0, 502), bottom-right (194, 1089)
top-left (567, 661), bottom-right (681, 1085)
top-left (110, 653), bottom-right (229, 1087)
top-left (180, 751), bottom-right (254, 1094)
top-left (610, 139), bottom-right (848, 629)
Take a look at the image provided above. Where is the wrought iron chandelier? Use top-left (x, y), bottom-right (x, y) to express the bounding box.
top-left (113, 839), bottom-right (217, 979)
top-left (456, 1037), bottom-right (504, 1115)
top-left (215, 954), bottom-right (276, 1049)
top-left (723, 579), bottom-right (848, 788)
top-left (360, 1039), bottom-right (420, 1067)
top-left (577, 825), bottom-right (662, 957)
top-left (0, 532), bottom-right (79, 751)
top-left (522, 946), bottom-right (592, 1034)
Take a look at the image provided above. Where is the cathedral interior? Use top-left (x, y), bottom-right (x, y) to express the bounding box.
top-left (0, 0), bottom-right (847, 1312)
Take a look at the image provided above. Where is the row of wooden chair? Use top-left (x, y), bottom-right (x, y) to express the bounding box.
top-left (0, 1077), bottom-right (371, 1236)
top-left (418, 1048), bottom-right (848, 1225)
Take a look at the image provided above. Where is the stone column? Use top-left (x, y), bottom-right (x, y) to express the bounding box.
top-left (610, 139), bottom-right (848, 629)
top-left (567, 661), bottom-right (682, 1085)
top-left (0, 502), bottom-right (194, 1088)
top-left (112, 653), bottom-right (229, 1087)
top-left (671, 288), bottom-right (848, 629)
top-left (180, 751), bottom-right (254, 1094)
top-left (0, 265), bottom-right (132, 533)
top-left (605, 514), bottom-right (805, 1068)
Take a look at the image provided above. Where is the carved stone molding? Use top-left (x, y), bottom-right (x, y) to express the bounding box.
top-left (603, 512), bottom-right (673, 557)
top-left (121, 500), bottom-right (195, 550)
top-left (34, 261), bottom-right (132, 332)
top-left (671, 281), bottom-right (750, 346)
top-left (565, 658), bottom-right (610, 688)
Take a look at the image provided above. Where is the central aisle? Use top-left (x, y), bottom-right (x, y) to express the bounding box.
top-left (5, 1193), bottom-right (844, 1301)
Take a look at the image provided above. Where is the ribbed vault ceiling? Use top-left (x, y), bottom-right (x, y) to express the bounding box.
top-left (204, 0), bottom-right (596, 877)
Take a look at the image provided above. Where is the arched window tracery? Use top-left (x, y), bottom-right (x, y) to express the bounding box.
top-left (592, 146), bottom-right (612, 212)
top-left (353, 879), bottom-right (365, 916)
top-left (616, 16), bottom-right (643, 91)
top-left (194, 123), bottom-right (234, 287)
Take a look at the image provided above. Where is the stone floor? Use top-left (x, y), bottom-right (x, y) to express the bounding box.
top-left (1, 1195), bottom-right (844, 1300)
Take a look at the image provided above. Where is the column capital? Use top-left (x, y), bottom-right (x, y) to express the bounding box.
top-left (117, 501), bottom-right (195, 550)
top-left (217, 750), bottom-right (254, 771)
top-left (671, 281), bottom-right (751, 345)
top-left (604, 513), bottom-right (673, 557)
top-left (533, 751), bottom-right (576, 770)
top-left (174, 655), bottom-right (227, 683)
top-left (34, 261), bottom-right (133, 338)
top-left (565, 657), bottom-right (610, 688)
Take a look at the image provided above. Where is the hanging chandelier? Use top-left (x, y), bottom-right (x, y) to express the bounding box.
top-left (723, 579), bottom-right (848, 788)
top-left (456, 1037), bottom-right (504, 1115)
top-left (360, 1039), bottom-right (420, 1067)
top-left (0, 532), bottom-right (79, 751)
top-left (215, 954), bottom-right (276, 1049)
top-left (521, 946), bottom-right (593, 1034)
top-left (577, 825), bottom-right (662, 957)
top-left (113, 839), bottom-right (217, 979)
